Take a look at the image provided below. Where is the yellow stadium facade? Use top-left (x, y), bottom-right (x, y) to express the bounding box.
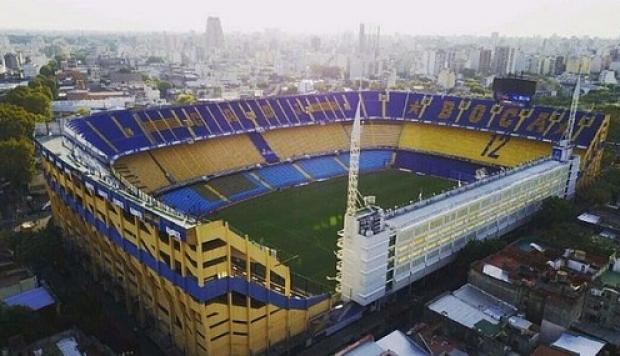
top-left (39, 141), bottom-right (332, 356)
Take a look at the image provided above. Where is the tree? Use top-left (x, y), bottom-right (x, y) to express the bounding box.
top-left (3, 86), bottom-right (52, 120)
top-left (0, 103), bottom-right (38, 140)
top-left (578, 183), bottom-right (612, 206)
top-left (76, 107), bottom-right (90, 116)
top-left (534, 197), bottom-right (576, 226)
top-left (39, 64), bottom-right (54, 77)
top-left (0, 138), bottom-right (35, 188)
top-left (157, 80), bottom-right (174, 96)
top-left (30, 74), bottom-right (58, 100)
top-left (175, 93), bottom-right (196, 105)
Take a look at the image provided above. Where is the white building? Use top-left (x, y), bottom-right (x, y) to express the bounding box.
top-left (298, 79), bottom-right (315, 94)
top-left (599, 70), bottom-right (617, 85)
top-left (339, 157), bottom-right (579, 306)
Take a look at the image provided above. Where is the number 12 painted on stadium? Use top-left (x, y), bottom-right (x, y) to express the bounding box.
top-left (481, 134), bottom-right (511, 159)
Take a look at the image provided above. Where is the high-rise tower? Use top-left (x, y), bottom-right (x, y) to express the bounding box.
top-left (205, 16), bottom-right (224, 49)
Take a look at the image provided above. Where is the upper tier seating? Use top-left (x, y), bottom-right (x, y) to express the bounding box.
top-left (66, 91), bottom-right (605, 161)
top-left (149, 134), bottom-right (264, 182)
top-left (398, 122), bottom-right (551, 167)
top-left (263, 124), bottom-right (349, 158)
top-left (343, 122), bottom-right (403, 148)
top-left (248, 132), bottom-right (279, 163)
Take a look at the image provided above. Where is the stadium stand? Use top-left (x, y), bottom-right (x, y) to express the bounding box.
top-left (248, 132), bottom-right (279, 163)
top-left (339, 150), bottom-right (393, 172)
top-left (67, 91), bottom-right (606, 163)
top-left (255, 163), bottom-right (308, 188)
top-left (298, 156), bottom-right (347, 179)
top-left (398, 122), bottom-right (551, 167)
top-left (394, 150), bottom-right (499, 182)
top-left (343, 122), bottom-right (403, 148)
top-left (148, 134), bottom-right (264, 182)
top-left (263, 124), bottom-right (349, 158)
top-left (206, 174), bottom-right (269, 201)
top-left (114, 152), bottom-right (171, 192)
top-left (160, 187), bottom-right (225, 216)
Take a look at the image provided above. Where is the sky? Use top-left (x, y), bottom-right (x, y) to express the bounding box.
top-left (1, 0), bottom-right (619, 38)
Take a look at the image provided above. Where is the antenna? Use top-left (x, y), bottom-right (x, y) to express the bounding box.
top-left (345, 95), bottom-right (363, 216)
top-left (562, 69), bottom-right (581, 147)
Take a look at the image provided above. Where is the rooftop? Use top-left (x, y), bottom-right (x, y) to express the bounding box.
top-left (551, 332), bottom-right (606, 356)
top-left (427, 283), bottom-right (518, 334)
top-left (2, 286), bottom-right (55, 310)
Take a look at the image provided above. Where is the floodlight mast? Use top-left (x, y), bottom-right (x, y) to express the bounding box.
top-left (562, 71), bottom-right (581, 147)
top-left (345, 97), bottom-right (363, 217)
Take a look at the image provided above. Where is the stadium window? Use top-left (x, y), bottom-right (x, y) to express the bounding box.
top-left (270, 272), bottom-right (285, 287)
top-left (233, 332), bottom-right (248, 336)
top-left (185, 267), bottom-right (197, 281)
top-left (139, 221), bottom-right (150, 234)
top-left (174, 260), bottom-right (182, 274)
top-left (250, 298), bottom-right (266, 309)
top-left (173, 239), bottom-right (181, 251)
top-left (251, 314), bottom-right (267, 323)
top-left (201, 238), bottom-right (226, 251)
top-left (386, 270), bottom-right (394, 281)
top-left (158, 230), bottom-right (170, 244)
top-left (233, 320), bottom-right (247, 325)
top-left (212, 294), bottom-right (228, 305)
top-left (203, 256), bottom-right (227, 269)
top-left (232, 292), bottom-right (247, 306)
top-left (160, 251), bottom-right (171, 266)
top-left (211, 332), bottom-right (229, 342)
top-left (251, 262), bottom-right (266, 279)
top-left (122, 209), bottom-right (134, 224)
top-left (185, 253), bottom-right (198, 268)
top-left (210, 319), bottom-right (229, 329)
top-left (106, 201), bottom-right (117, 214)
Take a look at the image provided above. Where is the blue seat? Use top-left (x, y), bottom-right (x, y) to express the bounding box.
top-left (160, 187), bottom-right (224, 216)
top-left (299, 157), bottom-right (346, 179)
top-left (256, 164), bottom-right (308, 188)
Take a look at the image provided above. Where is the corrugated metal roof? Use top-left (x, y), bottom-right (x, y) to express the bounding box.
top-left (428, 284), bottom-right (518, 331)
top-left (375, 330), bottom-right (428, 356)
top-left (552, 332), bottom-right (605, 356)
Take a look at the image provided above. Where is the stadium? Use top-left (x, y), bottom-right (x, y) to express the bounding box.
top-left (36, 90), bottom-right (608, 355)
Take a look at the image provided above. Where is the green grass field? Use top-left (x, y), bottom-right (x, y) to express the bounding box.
top-left (212, 169), bottom-right (455, 288)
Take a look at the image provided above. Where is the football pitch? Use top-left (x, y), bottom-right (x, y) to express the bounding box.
top-left (212, 169), bottom-right (455, 288)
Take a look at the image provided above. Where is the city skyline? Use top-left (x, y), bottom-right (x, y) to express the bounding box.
top-left (1, 0), bottom-right (620, 38)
